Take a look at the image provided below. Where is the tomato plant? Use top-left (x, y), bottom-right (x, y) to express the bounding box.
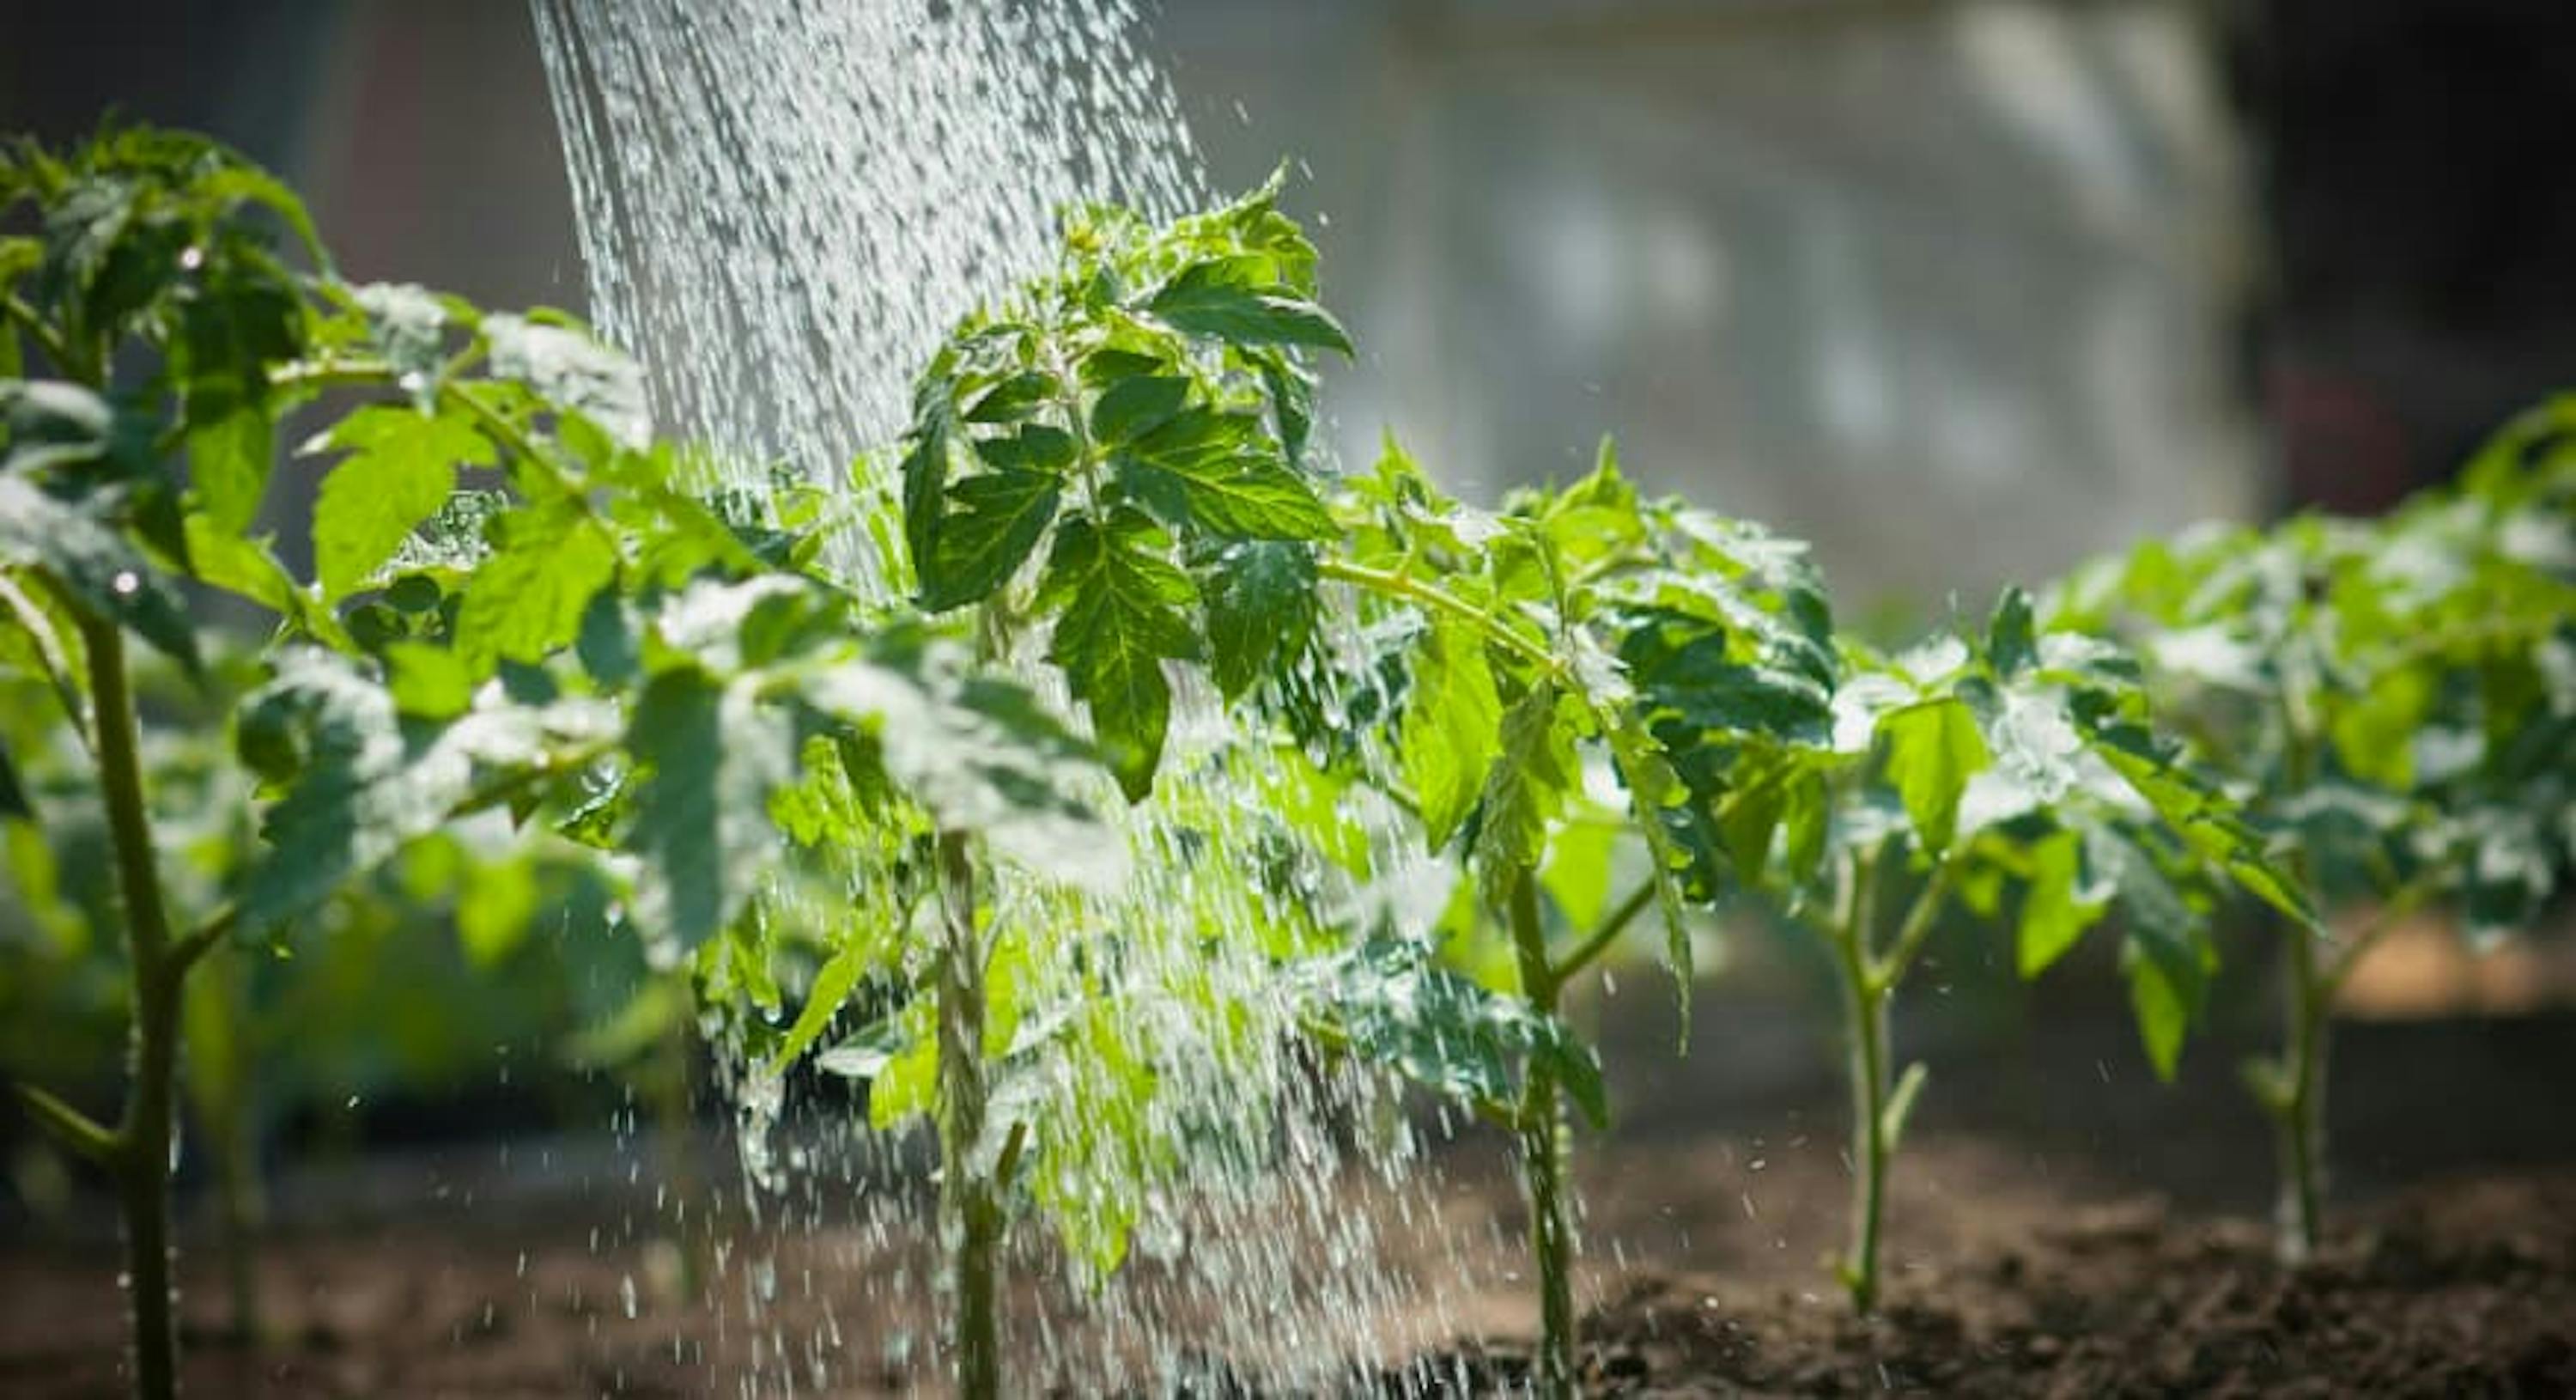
top-left (2051, 406), bottom-right (2576, 1263)
top-left (1, 126), bottom-right (1114, 1400)
top-left (1644, 585), bottom-right (2312, 1310)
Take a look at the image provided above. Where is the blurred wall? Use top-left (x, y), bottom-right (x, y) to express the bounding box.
top-left (3, 2), bottom-right (582, 317)
top-left (1160, 0), bottom-right (2258, 613)
top-left (9, 1), bottom-right (2568, 606)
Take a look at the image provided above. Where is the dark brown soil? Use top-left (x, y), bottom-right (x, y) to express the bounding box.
top-left (6, 995), bottom-right (2574, 1396)
top-left (1394, 1171), bottom-right (2576, 1397)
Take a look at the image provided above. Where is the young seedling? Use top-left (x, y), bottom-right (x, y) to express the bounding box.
top-left (841, 171), bottom-right (1358, 1396)
top-left (2053, 405), bottom-right (2576, 1263)
top-left (1631, 584), bottom-right (2311, 1312)
top-left (1288, 439), bottom-right (1848, 1393)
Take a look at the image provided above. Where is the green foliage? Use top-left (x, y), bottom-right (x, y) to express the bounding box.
top-left (897, 171), bottom-right (1349, 796)
top-left (1294, 936), bottom-right (1607, 1129)
top-left (2052, 408), bottom-right (2576, 944)
top-left (2048, 401), bottom-right (2576, 1260)
top-left (15, 116), bottom-right (2569, 1385)
top-left (2, 125), bottom-right (1126, 1400)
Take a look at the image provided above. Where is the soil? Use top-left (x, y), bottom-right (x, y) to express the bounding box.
top-left (6, 988), bottom-right (2574, 1397)
top-left (1398, 1171), bottom-right (2576, 1398)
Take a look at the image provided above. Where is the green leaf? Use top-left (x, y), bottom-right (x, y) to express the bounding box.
top-left (625, 670), bottom-right (794, 950)
top-left (975, 423), bottom-right (1077, 472)
top-left (0, 476), bottom-right (200, 674)
top-left (1880, 696), bottom-right (1990, 855)
top-left (180, 514), bottom-right (351, 648)
top-left (2017, 827), bottom-right (2107, 977)
top-left (898, 405), bottom-right (954, 585)
top-left (310, 405), bottom-right (490, 600)
top-left (1039, 510), bottom-right (1197, 800)
top-left (235, 651), bottom-right (614, 929)
top-left (1200, 539), bottom-right (1317, 699)
top-left (1989, 587), bottom-right (2037, 679)
top-left (1399, 615), bottom-right (1503, 847)
top-left (2087, 722), bottom-right (2317, 928)
top-left (456, 853), bottom-right (539, 967)
top-left (816, 1014), bottom-right (914, 1081)
top-left (1295, 939), bottom-right (1606, 1128)
top-left (186, 405), bottom-right (272, 535)
top-left (1088, 374), bottom-right (1189, 446)
top-left (453, 503), bottom-right (617, 674)
top-left (383, 640), bottom-right (474, 720)
top-left (1121, 411), bottom-right (1332, 541)
top-left (1261, 358), bottom-right (1315, 466)
top-left (797, 638), bottom-right (1121, 891)
top-left (963, 369), bottom-right (1060, 424)
top-left (1538, 815), bottom-right (1618, 930)
top-left (1473, 683), bottom-right (1579, 902)
top-left (2327, 665), bottom-right (2433, 790)
top-left (920, 467), bottom-right (1059, 609)
top-left (350, 283), bottom-right (454, 405)
top-left (234, 652), bottom-right (419, 926)
top-left (483, 313), bottom-right (650, 448)
top-left (1146, 258), bottom-right (1353, 354)
top-left (0, 738), bottom-right (29, 820)
top-left (1599, 703), bottom-right (1698, 1005)
top-left (0, 379), bottom-right (131, 478)
top-left (2123, 936), bottom-right (2196, 1081)
top-left (762, 943), bottom-right (869, 1076)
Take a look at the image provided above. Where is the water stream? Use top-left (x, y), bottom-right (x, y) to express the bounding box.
top-left (531, 2), bottom-right (1475, 1390)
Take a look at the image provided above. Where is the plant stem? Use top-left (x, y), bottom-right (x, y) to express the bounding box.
top-left (1314, 558), bottom-right (1558, 672)
top-left (1547, 877), bottom-right (1656, 989)
top-left (1507, 870), bottom-right (1579, 1398)
top-left (212, 1087), bottom-right (264, 1346)
top-left (2270, 922), bottom-right (2330, 1266)
top-left (82, 612), bottom-right (185, 1400)
top-left (1830, 849), bottom-right (1892, 1313)
top-left (933, 831), bottom-right (1001, 1400)
top-left (2263, 720), bottom-right (2328, 1266)
top-left (185, 957), bottom-right (264, 1347)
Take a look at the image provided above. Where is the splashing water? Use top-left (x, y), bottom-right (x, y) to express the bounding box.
top-left (532, 1), bottom-right (1484, 1390)
top-left (535, 0), bottom-right (1203, 586)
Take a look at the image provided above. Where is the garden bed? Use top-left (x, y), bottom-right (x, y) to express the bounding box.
top-left (5, 1000), bottom-right (2572, 1397)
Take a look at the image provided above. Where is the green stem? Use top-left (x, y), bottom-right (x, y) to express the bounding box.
top-left (650, 1012), bottom-right (709, 1299)
top-left (2263, 718), bottom-right (2329, 1267)
top-left (2320, 878), bottom-right (2440, 996)
top-left (82, 612), bottom-right (184, 1400)
top-left (933, 831), bottom-right (1001, 1400)
top-left (2270, 922), bottom-right (2330, 1266)
top-left (1546, 877), bottom-right (1656, 990)
top-left (13, 1081), bottom-right (118, 1166)
top-left (169, 906), bottom-right (236, 979)
top-left (1867, 860), bottom-right (1954, 996)
top-left (179, 953), bottom-right (263, 1348)
top-left (1832, 849), bottom-right (1891, 1313)
top-left (1, 289), bottom-right (79, 375)
top-left (1315, 558), bottom-right (1558, 673)
top-left (1508, 870), bottom-right (1579, 1398)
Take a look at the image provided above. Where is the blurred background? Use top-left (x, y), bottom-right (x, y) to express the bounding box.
top-left (4, 9), bottom-right (2576, 1396)
top-left (10, 0), bottom-right (2575, 612)
top-left (7, 0), bottom-right (2576, 1262)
